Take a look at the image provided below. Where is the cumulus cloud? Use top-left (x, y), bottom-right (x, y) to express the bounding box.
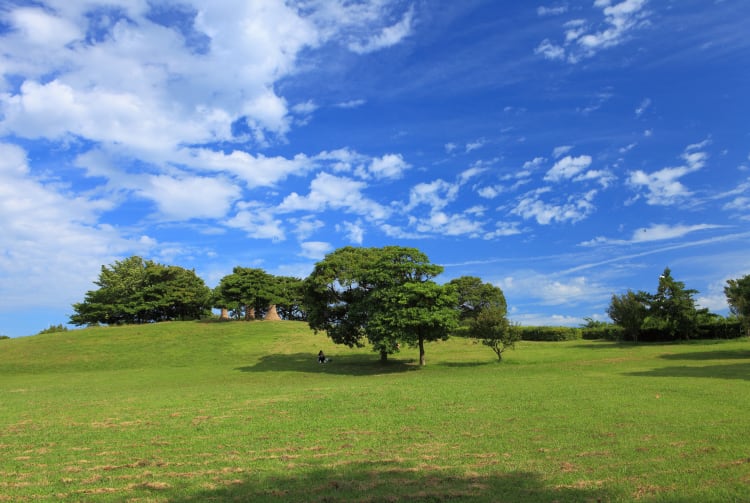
top-left (0, 143), bottom-right (155, 309)
top-left (279, 172), bottom-right (391, 220)
top-left (544, 155), bottom-right (593, 182)
top-left (513, 189), bottom-right (597, 224)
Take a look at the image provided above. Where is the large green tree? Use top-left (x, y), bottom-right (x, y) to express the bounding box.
top-left (448, 276), bottom-right (507, 322)
top-left (70, 256), bottom-right (212, 325)
top-left (304, 246), bottom-right (456, 365)
top-left (725, 274), bottom-right (750, 336)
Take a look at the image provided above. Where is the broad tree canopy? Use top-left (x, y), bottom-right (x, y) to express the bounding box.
top-left (448, 276), bottom-right (507, 322)
top-left (70, 256), bottom-right (212, 325)
top-left (303, 246), bottom-right (457, 364)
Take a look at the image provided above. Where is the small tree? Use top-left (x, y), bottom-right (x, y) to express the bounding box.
top-left (725, 274), bottom-right (750, 337)
top-left (607, 289), bottom-right (650, 342)
top-left (650, 267), bottom-right (700, 340)
top-left (468, 306), bottom-right (520, 361)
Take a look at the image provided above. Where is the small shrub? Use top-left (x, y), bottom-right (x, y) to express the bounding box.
top-left (0, 335), bottom-right (9, 340)
top-left (38, 324), bottom-right (69, 335)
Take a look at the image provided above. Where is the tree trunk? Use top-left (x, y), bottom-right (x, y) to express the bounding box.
top-left (264, 304), bottom-right (281, 321)
top-left (219, 308), bottom-right (229, 320)
top-left (245, 306), bottom-right (255, 320)
top-left (418, 335), bottom-right (425, 366)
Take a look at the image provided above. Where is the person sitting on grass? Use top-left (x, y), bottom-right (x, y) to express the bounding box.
top-left (318, 350), bottom-right (326, 363)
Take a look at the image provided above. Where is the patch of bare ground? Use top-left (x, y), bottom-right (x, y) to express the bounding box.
top-left (576, 451), bottom-right (612, 458)
top-left (632, 483), bottom-right (676, 499)
top-left (555, 479), bottom-right (605, 490)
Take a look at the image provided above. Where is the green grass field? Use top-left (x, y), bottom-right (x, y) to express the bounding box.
top-left (1, 321), bottom-right (749, 502)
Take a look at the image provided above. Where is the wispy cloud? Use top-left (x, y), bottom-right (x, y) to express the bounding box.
top-left (581, 223), bottom-right (728, 246)
top-left (536, 0), bottom-right (650, 63)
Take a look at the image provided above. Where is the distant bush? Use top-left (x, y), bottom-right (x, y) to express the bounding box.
top-left (0, 335), bottom-right (9, 340)
top-left (519, 326), bottom-right (581, 341)
top-left (38, 324), bottom-right (69, 335)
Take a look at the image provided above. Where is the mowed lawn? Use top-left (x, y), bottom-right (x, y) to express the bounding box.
top-left (1, 322), bottom-right (749, 502)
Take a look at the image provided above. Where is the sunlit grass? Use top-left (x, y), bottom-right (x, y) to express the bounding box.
top-left (1, 322), bottom-right (749, 501)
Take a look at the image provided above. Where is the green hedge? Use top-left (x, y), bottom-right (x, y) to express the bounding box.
top-left (518, 326), bottom-right (582, 341)
top-left (581, 325), bottom-right (624, 341)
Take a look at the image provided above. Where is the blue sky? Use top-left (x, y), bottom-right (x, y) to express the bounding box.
top-left (1, 0), bottom-right (749, 337)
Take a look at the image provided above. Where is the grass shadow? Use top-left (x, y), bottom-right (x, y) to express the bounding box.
top-left (169, 463), bottom-right (614, 502)
top-left (236, 352), bottom-right (420, 376)
top-left (626, 362), bottom-right (750, 381)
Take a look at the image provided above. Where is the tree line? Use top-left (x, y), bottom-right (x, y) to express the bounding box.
top-left (69, 249), bottom-right (750, 364)
top-left (607, 267), bottom-right (749, 342)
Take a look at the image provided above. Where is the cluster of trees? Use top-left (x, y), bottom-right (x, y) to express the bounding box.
top-left (70, 257), bottom-right (305, 327)
top-left (607, 267), bottom-right (748, 341)
top-left (70, 248), bottom-right (516, 366)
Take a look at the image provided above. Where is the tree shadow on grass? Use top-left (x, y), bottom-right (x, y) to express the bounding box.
top-left (626, 362), bottom-right (750, 381)
top-left (235, 353), bottom-right (420, 376)
top-left (169, 462), bottom-right (614, 502)
top-left (658, 349), bottom-right (750, 361)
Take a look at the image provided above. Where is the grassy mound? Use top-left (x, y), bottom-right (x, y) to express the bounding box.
top-left (1, 321), bottom-right (749, 501)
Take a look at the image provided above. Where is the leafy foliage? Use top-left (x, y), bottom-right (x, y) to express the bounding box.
top-left (725, 274), bottom-right (750, 337)
top-left (447, 276), bottom-right (507, 322)
top-left (607, 289), bottom-right (650, 342)
top-left (304, 246), bottom-right (457, 365)
top-left (70, 256), bottom-right (212, 325)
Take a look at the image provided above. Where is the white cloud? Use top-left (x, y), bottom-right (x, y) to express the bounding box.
top-left (635, 97), bottom-right (651, 116)
top-left (537, 5), bottom-right (569, 16)
top-left (336, 220), bottom-right (365, 244)
top-left (466, 138), bottom-right (486, 152)
top-left (357, 153), bottom-right (410, 180)
top-left (279, 172), bottom-right (391, 220)
top-left (513, 189), bottom-right (597, 225)
top-left (0, 143), bottom-right (155, 309)
top-left (298, 241), bottom-right (332, 259)
top-left (225, 202), bottom-right (286, 241)
top-left (140, 174), bottom-right (242, 221)
top-left (524, 156), bottom-right (547, 170)
top-left (405, 179), bottom-right (459, 211)
top-left (581, 223), bottom-right (726, 246)
top-left (536, 0), bottom-right (650, 63)
top-left (628, 144), bottom-right (708, 205)
top-left (500, 272), bottom-right (609, 307)
top-left (544, 155), bottom-right (593, 182)
top-left (335, 99), bottom-right (366, 109)
top-left (552, 146), bottom-right (573, 158)
top-left (348, 5), bottom-right (414, 54)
